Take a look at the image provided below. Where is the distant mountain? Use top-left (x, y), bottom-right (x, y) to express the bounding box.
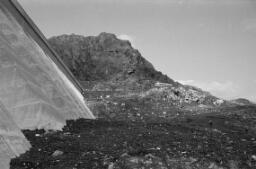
top-left (230, 98), bottom-right (255, 106)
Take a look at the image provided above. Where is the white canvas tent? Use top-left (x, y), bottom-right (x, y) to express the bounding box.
top-left (0, 0), bottom-right (95, 168)
top-left (0, 102), bottom-right (31, 169)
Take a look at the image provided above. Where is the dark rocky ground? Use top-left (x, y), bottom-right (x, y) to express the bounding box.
top-left (10, 105), bottom-right (256, 169)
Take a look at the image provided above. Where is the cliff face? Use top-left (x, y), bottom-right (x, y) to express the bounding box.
top-left (49, 33), bottom-right (174, 84)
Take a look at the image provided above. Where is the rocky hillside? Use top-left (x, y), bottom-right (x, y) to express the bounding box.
top-left (48, 32), bottom-right (256, 120)
top-left (49, 33), bottom-right (174, 84)
top-left (49, 33), bottom-right (228, 112)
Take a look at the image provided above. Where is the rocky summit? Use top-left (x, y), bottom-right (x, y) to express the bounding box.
top-left (49, 32), bottom-right (173, 84)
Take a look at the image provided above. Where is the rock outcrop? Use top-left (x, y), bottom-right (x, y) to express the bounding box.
top-left (49, 33), bottom-right (226, 111)
top-left (49, 33), bottom-right (174, 84)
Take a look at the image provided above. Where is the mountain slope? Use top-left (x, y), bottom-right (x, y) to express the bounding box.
top-left (49, 33), bottom-right (238, 120)
top-left (49, 33), bottom-right (175, 84)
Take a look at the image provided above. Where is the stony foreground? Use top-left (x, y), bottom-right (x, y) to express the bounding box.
top-left (10, 109), bottom-right (256, 169)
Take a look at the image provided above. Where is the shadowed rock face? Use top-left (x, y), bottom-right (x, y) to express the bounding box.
top-left (49, 33), bottom-right (174, 84)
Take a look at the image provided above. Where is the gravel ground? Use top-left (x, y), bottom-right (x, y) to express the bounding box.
top-left (10, 109), bottom-right (256, 169)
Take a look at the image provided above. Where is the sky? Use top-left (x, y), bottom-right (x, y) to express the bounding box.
top-left (19, 0), bottom-right (256, 102)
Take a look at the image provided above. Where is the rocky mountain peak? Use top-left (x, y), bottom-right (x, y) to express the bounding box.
top-left (49, 33), bottom-right (174, 84)
top-left (49, 33), bottom-right (230, 110)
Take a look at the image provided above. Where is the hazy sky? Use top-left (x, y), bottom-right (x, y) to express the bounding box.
top-left (19, 0), bottom-right (256, 102)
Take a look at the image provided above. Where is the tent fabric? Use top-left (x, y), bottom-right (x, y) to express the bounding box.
top-left (0, 0), bottom-right (95, 168)
top-left (0, 0), bottom-right (95, 129)
top-left (0, 101), bottom-right (31, 169)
